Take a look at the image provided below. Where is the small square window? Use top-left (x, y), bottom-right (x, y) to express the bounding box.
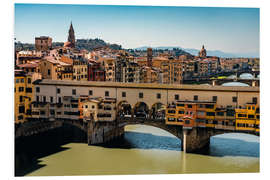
top-left (232, 96), bottom-right (237, 103)
top-left (122, 92), bottom-right (126, 97)
top-left (157, 93), bottom-right (161, 99)
top-left (252, 97), bottom-right (257, 104)
top-left (57, 88), bottom-right (60, 94)
top-left (212, 96), bottom-right (217, 102)
top-left (89, 90), bottom-right (93, 96)
top-left (194, 95), bottom-right (198, 101)
top-left (139, 92), bottom-right (143, 98)
top-left (72, 89), bottom-right (76, 95)
top-left (105, 91), bottom-right (109, 97)
top-left (175, 94), bottom-right (179, 100)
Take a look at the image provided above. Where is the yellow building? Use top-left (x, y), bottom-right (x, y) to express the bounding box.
top-left (235, 103), bottom-right (258, 132)
top-left (255, 107), bottom-right (260, 133)
top-left (165, 104), bottom-right (177, 125)
top-left (204, 102), bottom-right (216, 128)
top-left (14, 70), bottom-right (34, 124)
top-left (72, 58), bottom-right (88, 81)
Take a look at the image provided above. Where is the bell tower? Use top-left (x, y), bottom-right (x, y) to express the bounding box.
top-left (68, 21), bottom-right (75, 48)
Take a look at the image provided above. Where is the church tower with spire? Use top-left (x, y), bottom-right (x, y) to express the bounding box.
top-left (67, 22), bottom-right (75, 48)
top-left (198, 45), bottom-right (207, 58)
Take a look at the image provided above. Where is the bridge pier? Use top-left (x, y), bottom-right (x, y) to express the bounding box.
top-left (87, 121), bottom-right (124, 145)
top-left (181, 128), bottom-right (211, 153)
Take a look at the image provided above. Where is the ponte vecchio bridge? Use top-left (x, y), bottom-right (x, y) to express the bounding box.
top-left (15, 80), bottom-right (260, 153)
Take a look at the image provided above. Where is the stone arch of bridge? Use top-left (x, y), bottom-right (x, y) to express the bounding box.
top-left (122, 121), bottom-right (183, 141)
top-left (209, 129), bottom-right (259, 138)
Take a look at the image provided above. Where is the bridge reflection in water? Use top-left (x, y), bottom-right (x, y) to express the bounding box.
top-left (16, 124), bottom-right (259, 176)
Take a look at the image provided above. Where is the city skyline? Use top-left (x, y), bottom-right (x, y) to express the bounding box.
top-left (15, 4), bottom-right (259, 55)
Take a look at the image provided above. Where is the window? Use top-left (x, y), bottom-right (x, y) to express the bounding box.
top-left (178, 111), bottom-right (185, 114)
top-left (206, 112), bottom-right (215, 116)
top-left (226, 110), bottom-right (235, 117)
top-left (19, 106), bottom-right (25, 113)
top-left (205, 104), bottom-right (214, 109)
top-left (43, 96), bottom-right (46, 102)
top-left (26, 88), bottom-right (32, 93)
top-left (175, 94), bottom-right (179, 100)
top-left (177, 104), bottom-right (184, 107)
top-left (168, 110), bottom-right (176, 114)
top-left (72, 89), bottom-right (76, 95)
top-left (48, 69), bottom-right (51, 75)
top-left (85, 105), bottom-right (88, 108)
top-left (167, 117), bottom-right (175, 122)
top-left (57, 88), bottom-right (60, 94)
top-left (19, 87), bottom-right (24, 92)
top-left (187, 104), bottom-right (192, 108)
top-left (58, 97), bottom-right (62, 103)
top-left (92, 105), bottom-right (95, 109)
top-left (248, 114), bottom-right (255, 119)
top-left (50, 96), bottom-right (53, 103)
top-left (237, 113), bottom-right (247, 118)
top-left (105, 91), bottom-right (109, 97)
top-left (185, 120), bottom-right (190, 124)
top-left (21, 79), bottom-right (24, 83)
top-left (122, 92), bottom-right (126, 97)
top-left (36, 96), bottom-right (39, 102)
top-left (252, 97), bottom-right (257, 104)
top-left (19, 96), bottom-right (23, 102)
top-left (16, 79), bottom-right (19, 83)
top-left (50, 110), bottom-right (55, 115)
top-left (36, 87), bottom-right (40, 93)
top-left (216, 112), bottom-right (224, 116)
top-left (232, 96), bottom-right (237, 103)
top-left (157, 93), bottom-right (161, 99)
top-left (27, 78), bottom-right (31, 84)
top-left (139, 92), bottom-right (143, 98)
top-left (212, 96), bottom-right (217, 102)
top-left (89, 90), bottom-right (93, 96)
top-left (194, 95), bottom-right (198, 101)
top-left (14, 88), bottom-right (16, 92)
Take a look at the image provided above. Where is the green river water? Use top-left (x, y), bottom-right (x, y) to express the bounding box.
top-left (18, 125), bottom-right (259, 176)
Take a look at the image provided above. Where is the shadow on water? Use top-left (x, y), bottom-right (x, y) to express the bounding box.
top-left (100, 131), bottom-right (181, 151)
top-left (15, 124), bottom-right (87, 176)
top-left (99, 131), bottom-right (259, 158)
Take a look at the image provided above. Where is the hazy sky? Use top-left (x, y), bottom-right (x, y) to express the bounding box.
top-left (14, 4), bottom-right (259, 54)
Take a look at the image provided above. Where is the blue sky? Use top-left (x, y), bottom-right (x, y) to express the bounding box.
top-left (14, 4), bottom-right (259, 54)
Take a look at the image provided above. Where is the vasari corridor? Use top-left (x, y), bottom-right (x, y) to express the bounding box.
top-left (14, 3), bottom-right (260, 177)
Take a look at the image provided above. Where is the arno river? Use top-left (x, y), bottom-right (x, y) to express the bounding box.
top-left (16, 124), bottom-right (259, 176)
